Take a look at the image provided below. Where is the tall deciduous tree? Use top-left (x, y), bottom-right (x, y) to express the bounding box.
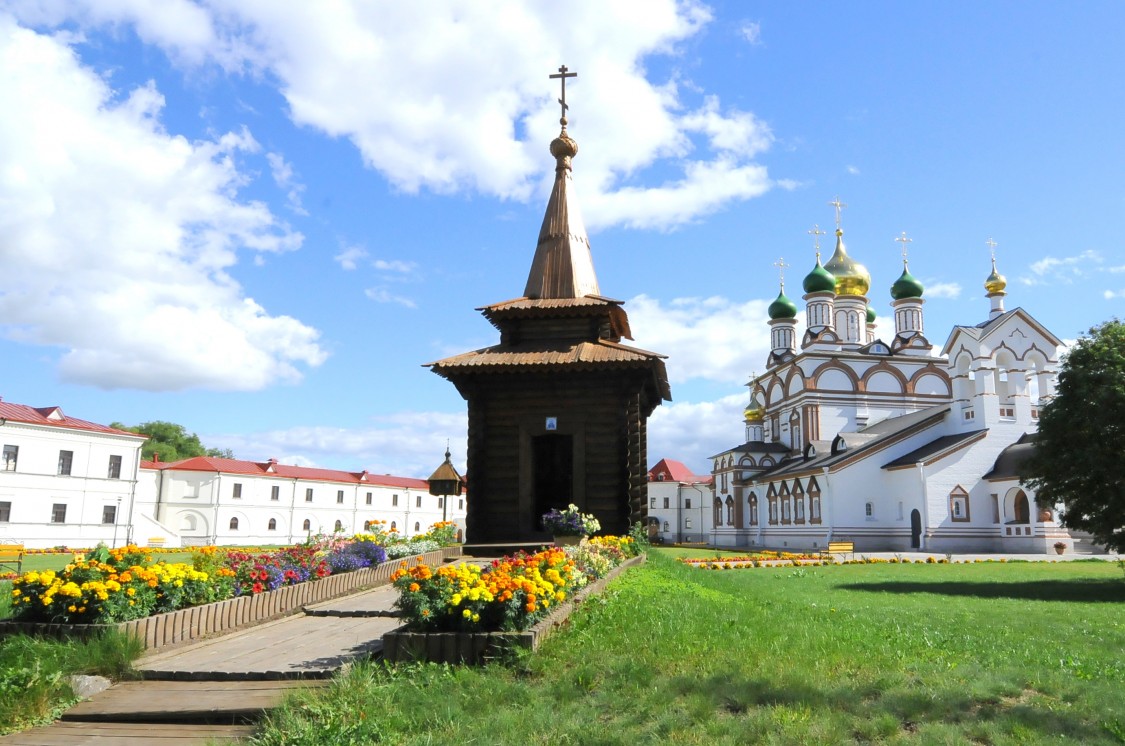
top-left (1022, 319), bottom-right (1125, 552)
top-left (110, 420), bottom-right (234, 463)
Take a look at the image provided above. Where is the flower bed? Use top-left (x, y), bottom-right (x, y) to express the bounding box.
top-left (383, 553), bottom-right (644, 664)
top-left (382, 535), bottom-right (643, 664)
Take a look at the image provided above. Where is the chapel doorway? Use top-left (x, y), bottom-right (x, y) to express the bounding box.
top-left (910, 509), bottom-right (922, 548)
top-left (1013, 491), bottom-right (1030, 523)
top-left (533, 434), bottom-right (573, 530)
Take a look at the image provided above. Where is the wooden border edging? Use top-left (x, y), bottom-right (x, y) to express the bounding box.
top-left (382, 553), bottom-right (646, 665)
top-left (0, 547), bottom-right (461, 651)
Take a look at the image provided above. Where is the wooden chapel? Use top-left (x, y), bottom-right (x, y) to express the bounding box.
top-left (427, 67), bottom-right (670, 543)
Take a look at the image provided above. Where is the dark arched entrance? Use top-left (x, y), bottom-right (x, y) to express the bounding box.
top-left (910, 509), bottom-right (922, 548)
top-left (1013, 491), bottom-right (1030, 523)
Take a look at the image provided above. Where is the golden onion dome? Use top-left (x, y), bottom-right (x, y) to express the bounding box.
top-left (743, 402), bottom-right (765, 423)
top-left (823, 229), bottom-right (871, 297)
top-left (984, 258), bottom-right (1007, 294)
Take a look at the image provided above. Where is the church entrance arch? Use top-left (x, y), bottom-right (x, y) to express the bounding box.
top-left (910, 509), bottom-right (921, 548)
top-left (1012, 490), bottom-right (1030, 523)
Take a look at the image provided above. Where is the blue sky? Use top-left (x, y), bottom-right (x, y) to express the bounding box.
top-left (1, 2), bottom-right (1122, 476)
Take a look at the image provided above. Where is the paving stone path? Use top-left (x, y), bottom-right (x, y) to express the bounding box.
top-left (1, 584), bottom-right (406, 745)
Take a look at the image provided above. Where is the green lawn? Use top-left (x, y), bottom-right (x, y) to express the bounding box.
top-left (252, 549), bottom-right (1125, 745)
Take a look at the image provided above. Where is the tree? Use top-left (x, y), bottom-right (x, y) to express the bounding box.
top-left (1022, 319), bottom-right (1125, 552)
top-left (110, 420), bottom-right (235, 463)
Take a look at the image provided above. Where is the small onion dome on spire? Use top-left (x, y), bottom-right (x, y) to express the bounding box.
top-left (984, 257), bottom-right (1007, 294)
top-left (823, 229), bottom-right (871, 296)
top-left (550, 125), bottom-right (579, 164)
top-left (768, 287), bottom-right (798, 319)
top-left (865, 305), bottom-right (877, 324)
top-left (743, 401), bottom-right (765, 423)
top-left (802, 257), bottom-right (836, 294)
top-left (891, 263), bottom-right (925, 300)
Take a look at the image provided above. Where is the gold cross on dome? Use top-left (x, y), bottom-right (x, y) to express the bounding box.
top-left (773, 257), bottom-right (790, 287)
top-left (829, 197), bottom-right (847, 229)
top-left (895, 231), bottom-right (913, 261)
top-left (808, 224), bottom-right (826, 259)
top-left (549, 65), bottom-right (578, 124)
top-left (985, 237), bottom-right (998, 261)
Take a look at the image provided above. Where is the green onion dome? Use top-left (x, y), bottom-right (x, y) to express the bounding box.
top-left (890, 265), bottom-right (925, 300)
top-left (768, 289), bottom-right (798, 320)
top-left (866, 305), bottom-right (877, 324)
top-left (802, 258), bottom-right (836, 294)
top-left (823, 229), bottom-right (871, 297)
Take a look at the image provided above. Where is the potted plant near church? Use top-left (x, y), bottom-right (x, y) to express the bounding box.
top-left (1053, 541), bottom-right (1067, 555)
top-left (542, 504), bottom-right (600, 546)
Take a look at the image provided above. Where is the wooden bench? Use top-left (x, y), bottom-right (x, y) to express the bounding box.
top-left (147, 537), bottom-right (166, 548)
top-left (821, 540), bottom-right (854, 559)
top-left (0, 544), bottom-right (24, 575)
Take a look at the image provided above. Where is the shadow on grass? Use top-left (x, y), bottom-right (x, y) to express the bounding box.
top-left (674, 672), bottom-right (1115, 743)
top-left (836, 579), bottom-right (1125, 603)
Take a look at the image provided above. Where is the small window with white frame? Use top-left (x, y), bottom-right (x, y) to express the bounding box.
top-left (949, 486), bottom-right (970, 522)
top-left (232, 483), bottom-right (242, 499)
top-left (52, 503), bottom-right (67, 523)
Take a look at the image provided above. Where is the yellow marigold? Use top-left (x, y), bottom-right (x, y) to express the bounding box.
top-left (408, 583), bottom-right (420, 593)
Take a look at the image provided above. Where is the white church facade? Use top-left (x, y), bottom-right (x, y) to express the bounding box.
top-left (705, 213), bottom-right (1085, 554)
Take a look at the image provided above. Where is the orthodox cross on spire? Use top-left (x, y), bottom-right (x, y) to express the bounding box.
top-left (772, 257), bottom-right (790, 288)
top-left (549, 65), bottom-right (577, 125)
top-left (986, 236), bottom-right (998, 263)
top-left (829, 197), bottom-right (847, 230)
top-left (808, 224), bottom-right (826, 260)
top-left (895, 231), bottom-right (913, 263)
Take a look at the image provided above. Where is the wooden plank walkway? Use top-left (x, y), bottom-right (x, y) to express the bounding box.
top-left (2, 576), bottom-right (408, 743)
top-left (1, 722), bottom-right (258, 745)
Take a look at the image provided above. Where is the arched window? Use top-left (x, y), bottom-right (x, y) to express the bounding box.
top-left (725, 496), bottom-right (734, 526)
top-left (390, 521), bottom-right (397, 531)
top-left (303, 518), bottom-right (311, 531)
top-left (712, 498), bottom-right (722, 526)
top-left (414, 522), bottom-right (420, 533)
top-left (663, 521), bottom-right (669, 532)
top-left (334, 520), bottom-right (343, 532)
top-left (268, 518), bottom-right (277, 531)
top-left (749, 494), bottom-right (759, 526)
top-left (229, 517), bottom-right (239, 530)
top-left (363, 520), bottom-right (372, 531)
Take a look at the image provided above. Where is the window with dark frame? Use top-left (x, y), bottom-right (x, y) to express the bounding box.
top-left (365, 492), bottom-right (373, 505)
top-left (233, 483), bottom-right (243, 499)
top-left (58, 450), bottom-right (74, 476)
top-left (268, 518), bottom-right (277, 531)
top-left (337, 490), bottom-right (344, 504)
top-left (271, 485), bottom-right (280, 501)
top-left (392, 494), bottom-right (399, 506)
top-left (305, 488), bottom-right (313, 502)
top-left (108, 455), bottom-right (122, 479)
top-left (663, 497), bottom-right (670, 509)
top-left (415, 495), bottom-right (421, 508)
top-left (102, 505), bottom-right (117, 524)
top-left (0, 501), bottom-right (10, 522)
top-left (52, 503), bottom-right (67, 523)
top-left (2, 445), bottom-right (16, 471)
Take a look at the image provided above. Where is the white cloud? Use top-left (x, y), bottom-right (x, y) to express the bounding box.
top-left (1105, 289), bottom-right (1124, 300)
top-left (0, 18), bottom-right (324, 391)
top-left (334, 244), bottom-right (367, 271)
top-left (925, 281), bottom-right (962, 299)
top-left (206, 410), bottom-right (468, 477)
top-left (737, 21), bottom-right (762, 45)
top-left (626, 294), bottom-right (781, 385)
top-left (13, 1), bottom-right (778, 231)
top-left (846, 164), bottom-right (860, 175)
top-left (266, 151), bottom-right (308, 215)
top-left (647, 393), bottom-right (746, 472)
top-left (372, 259), bottom-right (417, 274)
top-left (1026, 249), bottom-right (1100, 281)
top-left (365, 287), bottom-right (417, 309)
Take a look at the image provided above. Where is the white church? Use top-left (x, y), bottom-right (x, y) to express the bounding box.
top-left (701, 206), bottom-right (1086, 554)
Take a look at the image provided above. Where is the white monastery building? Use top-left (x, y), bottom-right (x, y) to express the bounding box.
top-left (0, 400), bottom-right (465, 549)
top-left (645, 459), bottom-right (712, 544)
top-left (700, 209), bottom-right (1088, 554)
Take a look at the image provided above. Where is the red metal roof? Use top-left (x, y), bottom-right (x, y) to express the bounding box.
top-left (144, 456), bottom-right (428, 488)
top-left (0, 401), bottom-right (145, 438)
top-left (649, 458), bottom-right (708, 484)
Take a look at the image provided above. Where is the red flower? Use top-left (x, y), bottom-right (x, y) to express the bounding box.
top-left (252, 582), bottom-right (264, 594)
